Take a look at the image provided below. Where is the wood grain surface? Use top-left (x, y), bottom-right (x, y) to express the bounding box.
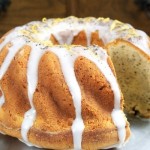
top-left (0, 0), bottom-right (149, 37)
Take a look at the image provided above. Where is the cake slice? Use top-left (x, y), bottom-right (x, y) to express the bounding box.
top-left (107, 39), bottom-right (150, 118)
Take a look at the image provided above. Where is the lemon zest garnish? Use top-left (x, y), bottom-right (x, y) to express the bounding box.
top-left (64, 43), bottom-right (71, 50)
top-left (42, 40), bottom-right (53, 47)
top-left (110, 20), bottom-right (123, 31)
top-left (128, 28), bottom-right (138, 36)
top-left (120, 24), bottom-right (130, 30)
top-left (97, 17), bottom-right (104, 21)
top-left (19, 30), bottom-right (30, 35)
top-left (103, 18), bottom-right (110, 23)
top-left (42, 17), bottom-right (47, 23)
top-left (85, 17), bottom-right (93, 22)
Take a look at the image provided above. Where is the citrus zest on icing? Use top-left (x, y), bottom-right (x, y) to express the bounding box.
top-left (103, 18), bottom-right (110, 23)
top-left (31, 25), bottom-right (39, 34)
top-left (110, 20), bottom-right (124, 31)
top-left (42, 17), bottom-right (47, 23)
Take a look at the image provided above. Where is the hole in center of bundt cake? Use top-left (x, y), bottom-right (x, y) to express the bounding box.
top-left (50, 30), bottom-right (104, 47)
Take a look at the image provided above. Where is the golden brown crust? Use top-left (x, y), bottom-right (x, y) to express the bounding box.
top-left (0, 46), bottom-right (31, 129)
top-left (91, 31), bottom-right (104, 47)
top-left (72, 31), bottom-right (87, 46)
top-left (0, 121), bottom-right (130, 149)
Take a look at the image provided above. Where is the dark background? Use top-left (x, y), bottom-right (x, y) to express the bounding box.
top-left (0, 0), bottom-right (150, 37)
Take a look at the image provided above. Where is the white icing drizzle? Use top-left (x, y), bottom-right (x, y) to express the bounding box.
top-left (0, 130), bottom-right (5, 135)
top-left (134, 30), bottom-right (150, 55)
top-left (49, 45), bottom-right (126, 149)
top-left (85, 29), bottom-right (92, 46)
top-left (0, 87), bottom-right (5, 108)
top-left (111, 110), bottom-right (126, 147)
top-left (0, 37), bottom-right (25, 79)
top-left (74, 46), bottom-right (126, 147)
top-left (20, 45), bottom-right (85, 148)
top-left (49, 19), bottom-right (94, 46)
top-left (21, 44), bottom-right (44, 144)
top-left (0, 37), bottom-right (26, 108)
top-left (53, 30), bottom-right (74, 45)
top-left (49, 47), bottom-right (84, 150)
top-left (92, 47), bottom-right (126, 147)
top-left (84, 22), bottom-right (93, 46)
top-left (91, 47), bottom-right (126, 148)
top-left (0, 27), bottom-right (20, 52)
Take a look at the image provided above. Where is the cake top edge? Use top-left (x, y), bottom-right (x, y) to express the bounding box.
top-left (0, 16), bottom-right (150, 55)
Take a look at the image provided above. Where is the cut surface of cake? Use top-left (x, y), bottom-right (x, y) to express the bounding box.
top-left (107, 39), bottom-right (150, 118)
top-left (0, 16), bottom-right (149, 149)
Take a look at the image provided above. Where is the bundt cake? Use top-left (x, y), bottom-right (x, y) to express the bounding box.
top-left (0, 16), bottom-right (149, 149)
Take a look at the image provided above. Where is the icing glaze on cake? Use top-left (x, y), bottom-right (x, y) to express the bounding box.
top-left (1, 37), bottom-right (126, 149)
top-left (2, 16), bottom-right (148, 149)
top-left (18, 17), bottom-right (150, 54)
top-left (0, 36), bottom-right (126, 149)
